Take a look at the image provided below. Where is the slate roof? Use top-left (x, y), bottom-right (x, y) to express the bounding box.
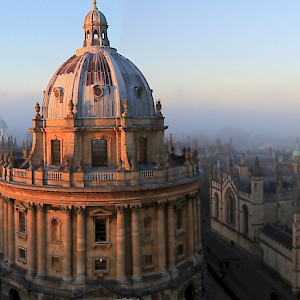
top-left (261, 223), bottom-right (292, 250)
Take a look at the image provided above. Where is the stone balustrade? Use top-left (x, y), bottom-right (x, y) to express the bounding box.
top-left (0, 163), bottom-right (199, 188)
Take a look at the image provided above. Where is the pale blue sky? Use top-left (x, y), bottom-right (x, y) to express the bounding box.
top-left (1, 0), bottom-right (300, 145)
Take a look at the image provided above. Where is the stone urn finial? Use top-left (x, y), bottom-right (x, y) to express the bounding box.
top-left (29, 158), bottom-right (33, 171)
top-left (122, 99), bottom-right (129, 117)
top-left (117, 158), bottom-right (124, 171)
top-left (131, 156), bottom-right (137, 171)
top-left (155, 153), bottom-right (162, 169)
top-left (35, 102), bottom-right (41, 116)
top-left (64, 157), bottom-right (71, 171)
top-left (8, 154), bottom-right (14, 169)
top-left (38, 159), bottom-right (44, 171)
top-left (3, 153), bottom-right (8, 167)
top-left (155, 100), bottom-right (163, 116)
top-left (77, 159), bottom-right (83, 172)
top-left (68, 99), bottom-right (75, 117)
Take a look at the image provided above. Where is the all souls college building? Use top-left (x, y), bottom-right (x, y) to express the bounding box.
top-left (0, 1), bottom-right (203, 299)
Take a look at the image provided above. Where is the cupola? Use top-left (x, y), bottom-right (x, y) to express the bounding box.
top-left (83, 0), bottom-right (110, 47)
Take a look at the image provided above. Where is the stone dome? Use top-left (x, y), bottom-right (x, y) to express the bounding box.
top-left (84, 8), bottom-right (107, 26)
top-left (293, 149), bottom-right (300, 157)
top-left (42, 1), bottom-right (155, 120)
top-left (293, 143), bottom-right (300, 161)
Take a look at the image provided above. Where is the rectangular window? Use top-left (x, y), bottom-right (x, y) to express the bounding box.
top-left (143, 217), bottom-right (153, 241)
top-left (144, 254), bottom-right (153, 268)
top-left (176, 208), bottom-right (183, 231)
top-left (51, 139), bottom-right (61, 165)
top-left (95, 219), bottom-right (107, 243)
top-left (51, 256), bottom-right (61, 271)
top-left (92, 139), bottom-right (108, 167)
top-left (94, 258), bottom-right (108, 273)
top-left (138, 137), bottom-right (147, 164)
top-left (18, 247), bottom-right (26, 263)
top-left (18, 211), bottom-right (26, 235)
top-left (177, 244), bottom-right (184, 258)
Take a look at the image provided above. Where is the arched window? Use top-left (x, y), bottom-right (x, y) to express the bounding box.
top-left (92, 139), bottom-right (108, 167)
top-left (137, 137), bottom-right (147, 164)
top-left (87, 31), bottom-right (90, 39)
top-left (50, 218), bottom-right (61, 242)
top-left (242, 205), bottom-right (249, 235)
top-left (214, 192), bottom-right (219, 218)
top-left (51, 139), bottom-right (61, 165)
top-left (94, 30), bottom-right (99, 39)
top-left (143, 217), bottom-right (153, 241)
top-left (226, 189), bottom-right (236, 227)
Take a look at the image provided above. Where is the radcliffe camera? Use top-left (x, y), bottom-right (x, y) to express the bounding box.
top-left (0, 1), bottom-right (299, 300)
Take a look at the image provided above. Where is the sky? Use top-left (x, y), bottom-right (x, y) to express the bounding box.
top-left (1, 0), bottom-right (300, 147)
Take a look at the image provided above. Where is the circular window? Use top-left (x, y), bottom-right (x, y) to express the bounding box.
top-left (94, 85), bottom-right (103, 97)
top-left (53, 87), bottom-right (63, 101)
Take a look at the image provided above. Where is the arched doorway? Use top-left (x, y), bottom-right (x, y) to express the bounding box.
top-left (184, 284), bottom-right (195, 300)
top-left (9, 289), bottom-right (20, 300)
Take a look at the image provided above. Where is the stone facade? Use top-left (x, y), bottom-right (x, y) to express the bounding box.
top-left (210, 157), bottom-right (300, 295)
top-left (0, 1), bottom-right (203, 299)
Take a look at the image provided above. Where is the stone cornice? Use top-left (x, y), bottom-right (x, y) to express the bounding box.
top-left (0, 175), bottom-right (200, 206)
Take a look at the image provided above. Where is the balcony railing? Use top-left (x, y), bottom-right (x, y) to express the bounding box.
top-left (1, 162), bottom-right (199, 188)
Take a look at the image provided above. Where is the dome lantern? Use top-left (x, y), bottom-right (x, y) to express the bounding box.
top-left (83, 0), bottom-right (110, 48)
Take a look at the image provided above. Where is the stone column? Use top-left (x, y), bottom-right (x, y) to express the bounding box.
top-left (76, 207), bottom-right (86, 283)
top-left (37, 204), bottom-right (46, 276)
top-left (116, 205), bottom-right (125, 280)
top-left (187, 196), bottom-right (194, 259)
top-left (196, 192), bottom-right (202, 249)
top-left (27, 204), bottom-right (37, 277)
top-left (0, 197), bottom-right (4, 253)
top-left (3, 198), bottom-right (8, 261)
top-left (8, 199), bottom-right (15, 265)
top-left (192, 194), bottom-right (198, 255)
top-left (131, 204), bottom-right (141, 280)
top-left (157, 201), bottom-right (167, 273)
top-left (167, 200), bottom-right (175, 269)
top-left (63, 207), bottom-right (72, 282)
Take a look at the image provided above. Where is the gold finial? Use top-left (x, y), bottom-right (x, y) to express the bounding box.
top-left (92, 0), bottom-right (97, 10)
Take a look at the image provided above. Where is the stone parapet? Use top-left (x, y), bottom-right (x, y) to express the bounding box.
top-left (1, 163), bottom-right (199, 188)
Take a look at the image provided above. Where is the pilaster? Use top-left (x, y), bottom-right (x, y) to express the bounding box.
top-left (0, 197), bottom-right (4, 253)
top-left (167, 200), bottom-right (175, 270)
top-left (37, 204), bottom-right (46, 276)
top-left (131, 204), bottom-right (141, 280)
top-left (62, 206), bottom-right (72, 282)
top-left (27, 204), bottom-right (37, 277)
top-left (116, 205), bottom-right (126, 280)
top-left (157, 201), bottom-right (167, 273)
top-left (196, 192), bottom-right (202, 249)
top-left (3, 198), bottom-right (8, 262)
top-left (76, 207), bottom-right (86, 283)
top-left (8, 199), bottom-right (15, 266)
top-left (192, 194), bottom-right (198, 255)
top-left (186, 196), bottom-right (194, 259)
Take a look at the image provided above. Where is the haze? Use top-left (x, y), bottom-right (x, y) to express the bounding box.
top-left (1, 0), bottom-right (300, 147)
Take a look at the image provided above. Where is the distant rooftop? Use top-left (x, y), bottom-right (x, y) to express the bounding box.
top-left (261, 223), bottom-right (292, 250)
